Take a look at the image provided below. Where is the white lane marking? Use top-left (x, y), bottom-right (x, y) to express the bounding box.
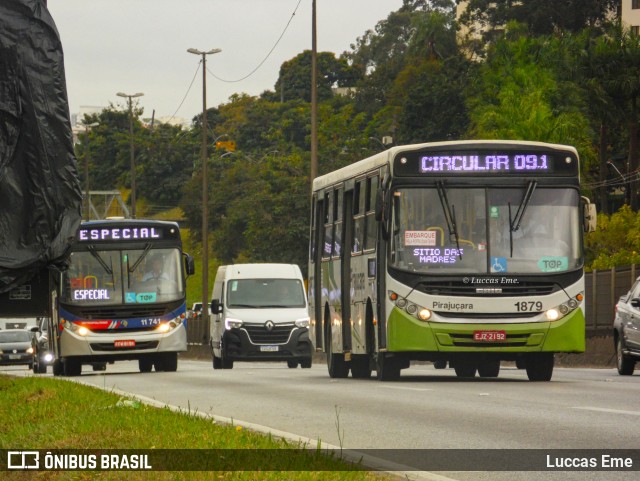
top-left (378, 385), bottom-right (434, 392)
top-left (572, 406), bottom-right (640, 416)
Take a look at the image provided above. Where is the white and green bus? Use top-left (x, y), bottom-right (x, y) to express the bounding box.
top-left (308, 140), bottom-right (596, 381)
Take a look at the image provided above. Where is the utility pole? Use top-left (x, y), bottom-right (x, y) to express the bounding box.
top-left (310, 0), bottom-right (318, 186)
top-left (116, 91), bottom-right (144, 218)
top-left (187, 47), bottom-right (221, 337)
top-left (81, 121), bottom-right (99, 220)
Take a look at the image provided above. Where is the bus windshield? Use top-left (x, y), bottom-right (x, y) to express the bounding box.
top-left (390, 187), bottom-right (582, 275)
top-left (61, 248), bottom-right (185, 305)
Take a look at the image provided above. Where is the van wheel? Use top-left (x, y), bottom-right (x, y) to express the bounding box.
top-left (287, 361), bottom-right (298, 368)
top-left (300, 358), bottom-right (312, 369)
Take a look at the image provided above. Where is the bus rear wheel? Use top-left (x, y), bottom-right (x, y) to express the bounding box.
top-left (525, 353), bottom-right (554, 381)
top-left (350, 354), bottom-right (372, 379)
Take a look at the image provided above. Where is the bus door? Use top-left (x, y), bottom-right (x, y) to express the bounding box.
top-left (311, 194), bottom-right (324, 350)
top-left (340, 189), bottom-right (353, 354)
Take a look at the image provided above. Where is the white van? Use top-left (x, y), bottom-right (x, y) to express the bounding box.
top-left (209, 263), bottom-right (312, 369)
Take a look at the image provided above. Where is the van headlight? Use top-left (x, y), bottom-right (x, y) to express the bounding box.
top-left (295, 317), bottom-right (310, 328)
top-left (225, 318), bottom-right (243, 330)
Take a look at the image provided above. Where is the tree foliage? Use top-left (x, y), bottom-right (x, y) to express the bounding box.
top-left (76, 2), bottom-right (640, 276)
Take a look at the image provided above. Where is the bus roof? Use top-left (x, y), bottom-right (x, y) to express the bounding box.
top-left (311, 139), bottom-right (578, 191)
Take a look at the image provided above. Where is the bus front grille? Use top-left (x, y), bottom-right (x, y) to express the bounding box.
top-left (418, 281), bottom-right (557, 297)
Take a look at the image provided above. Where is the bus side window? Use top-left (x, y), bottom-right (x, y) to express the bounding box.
top-left (364, 175), bottom-right (379, 251)
top-left (322, 191), bottom-right (333, 260)
top-left (352, 180), bottom-right (365, 255)
top-left (333, 188), bottom-right (343, 258)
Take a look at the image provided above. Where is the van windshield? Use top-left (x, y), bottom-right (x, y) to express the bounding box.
top-left (226, 279), bottom-right (306, 308)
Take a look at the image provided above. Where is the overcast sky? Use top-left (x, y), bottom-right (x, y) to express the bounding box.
top-left (47, 0), bottom-right (404, 124)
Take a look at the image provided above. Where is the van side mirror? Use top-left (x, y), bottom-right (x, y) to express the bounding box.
top-left (210, 299), bottom-right (223, 314)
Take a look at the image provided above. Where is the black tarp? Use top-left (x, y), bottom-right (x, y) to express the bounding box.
top-left (0, 0), bottom-right (81, 298)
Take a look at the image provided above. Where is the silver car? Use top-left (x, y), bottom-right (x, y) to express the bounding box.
top-left (0, 329), bottom-right (34, 368)
top-left (613, 277), bottom-right (640, 375)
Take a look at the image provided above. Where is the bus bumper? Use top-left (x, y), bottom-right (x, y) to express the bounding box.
top-left (58, 326), bottom-right (187, 358)
top-left (386, 307), bottom-right (585, 353)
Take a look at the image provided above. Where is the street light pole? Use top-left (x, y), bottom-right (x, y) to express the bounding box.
top-left (187, 47), bottom-right (221, 335)
top-left (310, 0), bottom-right (318, 186)
top-left (81, 121), bottom-right (99, 219)
top-left (116, 91), bottom-right (144, 218)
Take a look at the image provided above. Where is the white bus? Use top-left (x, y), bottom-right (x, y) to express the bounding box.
top-left (308, 140), bottom-right (596, 382)
top-left (45, 219), bottom-right (195, 376)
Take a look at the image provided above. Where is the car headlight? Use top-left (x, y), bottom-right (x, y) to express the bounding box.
top-left (295, 317), bottom-right (310, 328)
top-left (225, 318), bottom-right (243, 330)
top-left (27, 347), bottom-right (34, 354)
top-left (44, 353), bottom-right (54, 363)
top-left (545, 293), bottom-right (583, 322)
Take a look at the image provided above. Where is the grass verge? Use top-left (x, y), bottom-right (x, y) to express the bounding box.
top-left (0, 375), bottom-right (389, 481)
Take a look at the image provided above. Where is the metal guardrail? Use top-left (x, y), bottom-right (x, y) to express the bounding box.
top-left (186, 315), bottom-right (209, 345)
top-left (585, 265), bottom-right (637, 334)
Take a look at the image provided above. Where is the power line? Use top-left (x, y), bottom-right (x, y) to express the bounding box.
top-left (166, 61), bottom-right (202, 124)
top-left (207, 0), bottom-right (303, 83)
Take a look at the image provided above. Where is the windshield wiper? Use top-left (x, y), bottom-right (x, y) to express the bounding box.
top-left (129, 243), bottom-right (152, 273)
top-left (88, 246), bottom-right (112, 275)
top-left (508, 180), bottom-right (538, 257)
top-left (436, 181), bottom-right (462, 259)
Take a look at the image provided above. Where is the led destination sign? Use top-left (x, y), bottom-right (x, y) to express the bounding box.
top-left (420, 154), bottom-right (550, 173)
top-left (394, 148), bottom-right (579, 177)
top-left (78, 227), bottom-right (163, 242)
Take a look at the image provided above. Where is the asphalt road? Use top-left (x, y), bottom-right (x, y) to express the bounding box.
top-left (4, 360), bottom-right (639, 481)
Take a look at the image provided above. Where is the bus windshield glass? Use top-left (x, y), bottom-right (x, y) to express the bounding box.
top-left (226, 279), bottom-right (306, 308)
top-left (61, 248), bottom-right (185, 305)
top-left (390, 187), bottom-right (581, 274)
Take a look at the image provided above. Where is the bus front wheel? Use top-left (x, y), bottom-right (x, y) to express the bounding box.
top-left (525, 353), bottom-right (554, 381)
top-left (376, 353), bottom-right (400, 381)
top-left (139, 357), bottom-right (153, 373)
top-left (63, 358), bottom-right (82, 376)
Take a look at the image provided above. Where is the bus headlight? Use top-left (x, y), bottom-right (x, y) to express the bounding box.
top-left (545, 293), bottom-right (583, 322)
top-left (157, 323), bottom-right (171, 333)
top-left (295, 317), bottom-right (310, 328)
top-left (225, 318), bottom-right (243, 330)
top-left (77, 326), bottom-right (89, 336)
top-left (389, 291), bottom-right (431, 322)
